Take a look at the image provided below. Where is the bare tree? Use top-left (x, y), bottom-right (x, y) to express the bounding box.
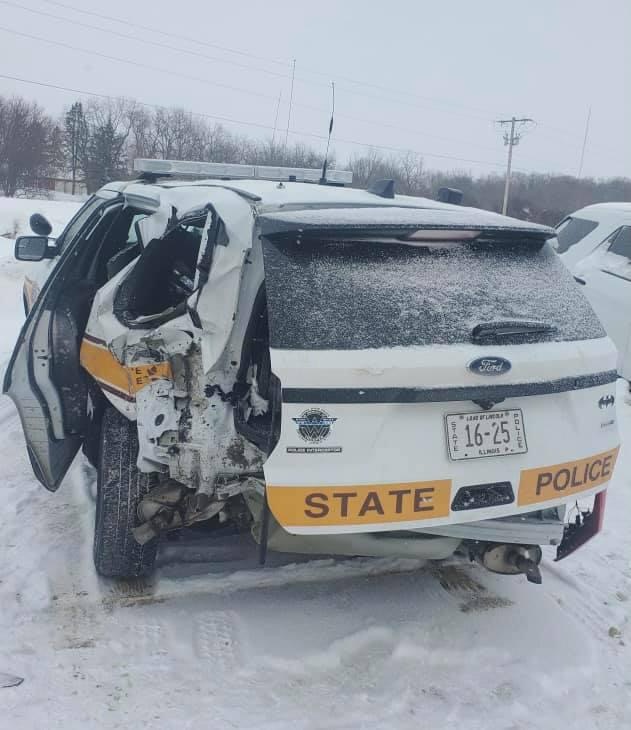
top-left (39, 94), bottom-right (630, 223)
top-left (0, 96), bottom-right (57, 196)
top-left (397, 151), bottom-right (426, 195)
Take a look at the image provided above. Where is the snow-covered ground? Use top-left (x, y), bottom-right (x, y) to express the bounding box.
top-left (0, 201), bottom-right (629, 729)
top-left (0, 195), bottom-right (82, 240)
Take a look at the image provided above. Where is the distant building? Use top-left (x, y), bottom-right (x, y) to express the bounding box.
top-left (41, 176), bottom-right (88, 196)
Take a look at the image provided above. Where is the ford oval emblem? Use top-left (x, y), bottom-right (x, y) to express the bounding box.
top-left (468, 356), bottom-right (512, 376)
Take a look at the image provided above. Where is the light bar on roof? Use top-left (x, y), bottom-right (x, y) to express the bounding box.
top-left (133, 159), bottom-right (353, 184)
top-left (134, 159), bottom-right (255, 178)
top-left (256, 165), bottom-right (320, 182)
top-left (255, 165), bottom-right (353, 184)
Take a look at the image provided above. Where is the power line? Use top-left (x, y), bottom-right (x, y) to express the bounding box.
top-left (0, 3), bottom-right (294, 83)
top-left (535, 121), bottom-right (617, 159)
top-left (0, 16), bottom-right (505, 155)
top-left (40, 0), bottom-right (293, 70)
top-left (3, 4), bottom-right (613, 174)
top-left (0, 24), bottom-right (280, 103)
top-left (40, 0), bottom-right (497, 116)
top-left (0, 72), bottom-right (520, 170)
top-left (20, 0), bottom-right (615, 152)
top-left (33, 0), bottom-right (502, 122)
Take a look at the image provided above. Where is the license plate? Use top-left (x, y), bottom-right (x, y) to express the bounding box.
top-left (445, 409), bottom-right (527, 461)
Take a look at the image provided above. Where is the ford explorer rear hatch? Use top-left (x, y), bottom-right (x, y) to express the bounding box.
top-left (258, 207), bottom-right (620, 534)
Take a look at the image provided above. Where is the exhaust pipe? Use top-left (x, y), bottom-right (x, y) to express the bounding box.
top-left (474, 543), bottom-right (543, 584)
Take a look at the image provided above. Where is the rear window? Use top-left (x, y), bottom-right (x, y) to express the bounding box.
top-left (262, 238), bottom-right (605, 350)
top-left (554, 217), bottom-right (599, 254)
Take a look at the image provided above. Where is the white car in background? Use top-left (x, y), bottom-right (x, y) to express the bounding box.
top-left (555, 203), bottom-right (631, 268)
top-left (555, 204), bottom-right (631, 381)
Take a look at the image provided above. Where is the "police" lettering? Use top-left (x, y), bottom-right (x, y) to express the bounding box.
top-left (534, 455), bottom-right (614, 496)
top-left (518, 447), bottom-right (619, 507)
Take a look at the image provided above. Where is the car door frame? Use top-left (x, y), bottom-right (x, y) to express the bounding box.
top-left (3, 189), bottom-right (123, 491)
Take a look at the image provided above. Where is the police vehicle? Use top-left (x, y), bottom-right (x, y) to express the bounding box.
top-left (5, 159), bottom-right (621, 583)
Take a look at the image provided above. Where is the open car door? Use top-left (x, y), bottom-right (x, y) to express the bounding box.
top-left (3, 190), bottom-right (144, 491)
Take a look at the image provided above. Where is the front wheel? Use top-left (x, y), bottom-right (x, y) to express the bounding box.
top-left (93, 406), bottom-right (159, 578)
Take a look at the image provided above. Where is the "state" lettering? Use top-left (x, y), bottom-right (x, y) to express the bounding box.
top-left (304, 487), bottom-right (436, 519)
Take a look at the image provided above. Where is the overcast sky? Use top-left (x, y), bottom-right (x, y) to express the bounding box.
top-left (0, 0), bottom-right (629, 178)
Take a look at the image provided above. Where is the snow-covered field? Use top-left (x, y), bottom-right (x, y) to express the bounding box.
top-left (0, 195), bottom-right (82, 240)
top-left (0, 201), bottom-right (629, 729)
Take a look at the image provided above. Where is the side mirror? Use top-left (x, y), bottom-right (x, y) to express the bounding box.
top-left (29, 213), bottom-right (53, 237)
top-left (14, 236), bottom-right (52, 262)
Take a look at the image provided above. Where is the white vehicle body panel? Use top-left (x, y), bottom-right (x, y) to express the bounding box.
top-left (264, 342), bottom-right (619, 534)
top-left (556, 203), bottom-right (631, 268)
top-left (558, 204), bottom-right (631, 380)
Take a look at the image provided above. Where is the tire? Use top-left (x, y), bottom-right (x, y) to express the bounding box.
top-left (93, 406), bottom-right (159, 578)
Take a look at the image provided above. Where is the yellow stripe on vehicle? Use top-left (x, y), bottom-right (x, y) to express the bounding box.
top-left (518, 447), bottom-right (620, 506)
top-left (267, 480), bottom-right (452, 528)
top-left (23, 277), bottom-right (40, 310)
top-left (79, 337), bottom-right (172, 401)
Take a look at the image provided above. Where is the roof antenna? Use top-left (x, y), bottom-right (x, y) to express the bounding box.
top-left (319, 81), bottom-right (335, 185)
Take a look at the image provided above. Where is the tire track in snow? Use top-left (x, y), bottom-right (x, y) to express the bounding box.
top-left (194, 610), bottom-right (242, 674)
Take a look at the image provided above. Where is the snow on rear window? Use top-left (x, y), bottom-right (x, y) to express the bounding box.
top-left (262, 238), bottom-right (605, 350)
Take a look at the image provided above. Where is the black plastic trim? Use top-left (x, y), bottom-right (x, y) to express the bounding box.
top-left (281, 370), bottom-right (618, 404)
top-left (451, 482), bottom-right (515, 511)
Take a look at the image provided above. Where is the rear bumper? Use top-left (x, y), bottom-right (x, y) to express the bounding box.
top-left (265, 527), bottom-right (461, 560)
top-left (261, 495), bottom-right (603, 562)
top-left (266, 446), bottom-right (618, 535)
top-left (418, 509), bottom-right (565, 545)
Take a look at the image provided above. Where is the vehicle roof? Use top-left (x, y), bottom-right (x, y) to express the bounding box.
top-left (111, 177), bottom-right (457, 210)
top-left (568, 202), bottom-right (631, 220)
top-left (101, 177), bottom-right (552, 233)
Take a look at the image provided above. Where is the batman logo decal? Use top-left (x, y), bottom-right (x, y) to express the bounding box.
top-left (598, 394), bottom-right (615, 409)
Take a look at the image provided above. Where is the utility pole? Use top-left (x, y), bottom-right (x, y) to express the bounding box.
top-left (271, 91), bottom-right (282, 151)
top-left (497, 116), bottom-right (534, 215)
top-left (283, 59), bottom-right (296, 154)
top-left (577, 106), bottom-right (591, 178)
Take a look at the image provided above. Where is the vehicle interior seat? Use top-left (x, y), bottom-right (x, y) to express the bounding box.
top-left (113, 226), bottom-right (202, 324)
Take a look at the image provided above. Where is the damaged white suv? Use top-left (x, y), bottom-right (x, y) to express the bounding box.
top-left (6, 159), bottom-right (621, 584)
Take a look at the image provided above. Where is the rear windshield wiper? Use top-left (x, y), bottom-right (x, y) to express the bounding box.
top-left (472, 320), bottom-right (557, 342)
